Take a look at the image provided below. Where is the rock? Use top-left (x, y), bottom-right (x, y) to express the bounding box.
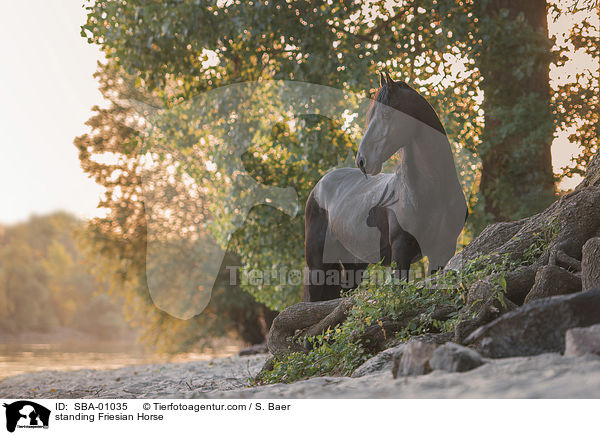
top-left (455, 316), bottom-right (489, 344)
top-left (468, 278), bottom-right (518, 314)
top-left (565, 324), bottom-right (600, 357)
top-left (549, 249), bottom-right (582, 272)
top-left (504, 266), bottom-right (537, 305)
top-left (582, 238), bottom-right (600, 291)
top-left (430, 342), bottom-right (485, 373)
top-left (467, 279), bottom-right (496, 310)
top-left (352, 344), bottom-right (406, 377)
top-left (524, 265), bottom-right (581, 303)
top-left (453, 280), bottom-right (518, 344)
top-left (465, 287), bottom-right (600, 358)
top-left (393, 341), bottom-right (436, 378)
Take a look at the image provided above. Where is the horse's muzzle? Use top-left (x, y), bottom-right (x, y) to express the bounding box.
top-left (356, 154), bottom-right (368, 178)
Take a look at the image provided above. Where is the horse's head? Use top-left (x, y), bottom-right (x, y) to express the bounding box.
top-left (356, 72), bottom-right (445, 176)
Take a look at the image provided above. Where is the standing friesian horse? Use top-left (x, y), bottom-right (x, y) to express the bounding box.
top-left (304, 72), bottom-right (467, 302)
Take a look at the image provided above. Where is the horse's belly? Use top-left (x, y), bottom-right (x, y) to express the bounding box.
top-left (323, 211), bottom-right (382, 264)
top-left (314, 168), bottom-right (395, 263)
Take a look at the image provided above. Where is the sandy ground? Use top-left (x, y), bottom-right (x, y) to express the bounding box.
top-left (0, 355), bottom-right (265, 399)
top-left (2, 352), bottom-right (600, 399)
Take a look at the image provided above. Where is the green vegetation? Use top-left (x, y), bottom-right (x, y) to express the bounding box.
top-left (74, 62), bottom-right (278, 352)
top-left (258, 222), bottom-right (559, 384)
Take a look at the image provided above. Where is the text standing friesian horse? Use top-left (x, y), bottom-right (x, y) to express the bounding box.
top-left (304, 73), bottom-right (467, 302)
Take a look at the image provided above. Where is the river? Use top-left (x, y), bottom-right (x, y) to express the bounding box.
top-left (0, 340), bottom-right (240, 379)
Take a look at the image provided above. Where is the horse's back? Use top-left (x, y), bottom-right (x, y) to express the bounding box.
top-left (313, 167), bottom-right (393, 212)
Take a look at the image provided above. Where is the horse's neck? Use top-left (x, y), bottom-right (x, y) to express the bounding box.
top-left (393, 131), bottom-right (455, 204)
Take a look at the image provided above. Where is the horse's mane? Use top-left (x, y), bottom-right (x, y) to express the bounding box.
top-left (366, 80), bottom-right (445, 135)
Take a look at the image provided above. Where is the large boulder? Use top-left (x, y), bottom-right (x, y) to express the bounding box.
top-left (352, 343), bottom-right (406, 377)
top-left (392, 341), bottom-right (436, 378)
top-left (582, 238), bottom-right (600, 291)
top-left (430, 342), bottom-right (484, 373)
top-left (464, 287), bottom-right (600, 358)
top-left (564, 324), bottom-right (600, 357)
top-left (524, 265), bottom-right (581, 303)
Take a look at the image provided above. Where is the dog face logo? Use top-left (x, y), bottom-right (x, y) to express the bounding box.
top-left (3, 401), bottom-right (50, 433)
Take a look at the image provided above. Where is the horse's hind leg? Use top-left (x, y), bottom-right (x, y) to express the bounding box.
top-left (304, 191), bottom-right (342, 301)
top-left (304, 263), bottom-right (343, 301)
top-left (341, 262), bottom-right (369, 294)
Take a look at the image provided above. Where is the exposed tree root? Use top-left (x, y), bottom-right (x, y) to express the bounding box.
top-left (267, 298), bottom-right (354, 356)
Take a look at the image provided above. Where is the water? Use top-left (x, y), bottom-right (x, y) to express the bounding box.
top-left (0, 341), bottom-right (240, 379)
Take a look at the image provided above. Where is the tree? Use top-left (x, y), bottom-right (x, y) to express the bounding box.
top-left (80, 0), bottom-right (597, 309)
top-left (74, 61), bottom-right (276, 351)
top-left (475, 0), bottom-right (555, 222)
top-left (551, 1), bottom-right (599, 180)
top-left (0, 212), bottom-right (129, 337)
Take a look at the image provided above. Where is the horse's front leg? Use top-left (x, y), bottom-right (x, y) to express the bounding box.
top-left (427, 244), bottom-right (456, 276)
top-left (391, 241), bottom-right (413, 282)
top-left (390, 230), bottom-right (421, 283)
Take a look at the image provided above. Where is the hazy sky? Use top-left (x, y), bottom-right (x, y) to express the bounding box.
top-left (0, 2), bottom-right (592, 225)
top-left (0, 1), bottom-right (106, 224)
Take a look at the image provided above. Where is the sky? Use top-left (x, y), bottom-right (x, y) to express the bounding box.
top-left (0, 1), bottom-right (594, 225)
top-left (0, 1), bottom-right (106, 224)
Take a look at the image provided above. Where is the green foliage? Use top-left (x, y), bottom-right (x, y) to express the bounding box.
top-left (549, 1), bottom-right (599, 180)
top-left (230, 115), bottom-right (358, 309)
top-left (258, 263), bottom-right (475, 384)
top-left (259, 222), bottom-right (559, 384)
top-left (522, 220), bottom-right (561, 265)
top-left (74, 61), bottom-right (275, 352)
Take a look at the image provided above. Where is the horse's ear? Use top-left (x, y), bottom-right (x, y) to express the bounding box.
top-left (379, 71), bottom-right (385, 88)
top-left (385, 72), bottom-right (394, 85)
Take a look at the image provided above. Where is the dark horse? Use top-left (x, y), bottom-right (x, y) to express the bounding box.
top-left (304, 72), bottom-right (467, 302)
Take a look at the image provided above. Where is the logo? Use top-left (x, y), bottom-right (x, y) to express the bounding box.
top-left (3, 401), bottom-right (50, 433)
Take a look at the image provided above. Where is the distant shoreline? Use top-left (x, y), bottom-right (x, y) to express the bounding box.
top-left (0, 331), bottom-right (242, 380)
top-left (0, 326), bottom-right (138, 346)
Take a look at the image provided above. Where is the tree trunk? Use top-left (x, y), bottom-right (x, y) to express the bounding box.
top-left (478, 0), bottom-right (555, 223)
